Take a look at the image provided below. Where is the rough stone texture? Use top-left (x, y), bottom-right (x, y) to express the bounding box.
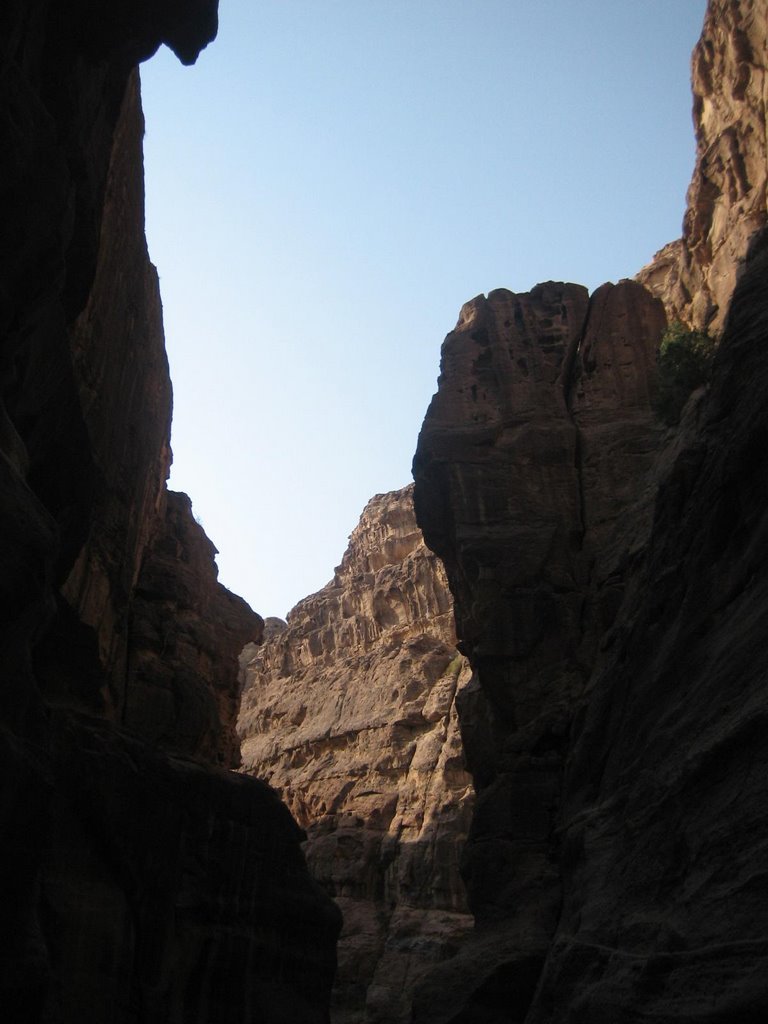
top-left (239, 486), bottom-right (475, 1024)
top-left (38, 711), bottom-right (339, 1024)
top-left (0, 3), bottom-right (338, 1021)
top-left (126, 490), bottom-right (259, 766)
top-left (527, 222), bottom-right (768, 1023)
top-left (637, 0), bottom-right (768, 330)
top-left (412, 279), bottom-right (667, 1020)
top-left (412, 2), bottom-right (768, 1019)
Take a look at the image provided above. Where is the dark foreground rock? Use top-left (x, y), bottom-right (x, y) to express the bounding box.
top-left (412, 277), bottom-right (668, 1021)
top-left (0, 2), bottom-right (339, 1020)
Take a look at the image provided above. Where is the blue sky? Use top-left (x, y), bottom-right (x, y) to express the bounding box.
top-left (141, 0), bottom-right (708, 619)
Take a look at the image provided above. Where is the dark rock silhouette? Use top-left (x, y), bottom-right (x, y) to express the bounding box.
top-left (0, 3), bottom-right (339, 1021)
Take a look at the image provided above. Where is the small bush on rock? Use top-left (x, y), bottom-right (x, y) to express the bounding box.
top-left (654, 321), bottom-right (715, 425)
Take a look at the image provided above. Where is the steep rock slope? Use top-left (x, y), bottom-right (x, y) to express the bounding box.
top-left (412, 280), bottom-right (667, 1020)
top-left (637, 0), bottom-right (767, 330)
top-left (528, 222), bottom-right (768, 1023)
top-left (239, 486), bottom-right (474, 1024)
top-left (0, 3), bottom-right (339, 1020)
top-left (412, 1), bottom-right (768, 1020)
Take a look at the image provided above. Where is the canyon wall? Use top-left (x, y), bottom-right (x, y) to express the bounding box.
top-left (637, 0), bottom-right (767, 331)
top-left (412, 279), bottom-right (669, 1021)
top-left (0, 3), bottom-right (339, 1021)
top-left (412, 0), bottom-right (768, 1020)
top-left (239, 486), bottom-right (474, 1024)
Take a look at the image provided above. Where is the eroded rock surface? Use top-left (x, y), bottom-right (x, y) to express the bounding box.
top-left (412, 2), bottom-right (768, 1020)
top-left (412, 279), bottom-right (667, 1020)
top-left (637, 0), bottom-right (768, 329)
top-left (239, 486), bottom-right (475, 1024)
top-left (529, 222), bottom-right (768, 1022)
top-left (126, 490), bottom-right (259, 766)
top-left (0, 3), bottom-right (338, 1020)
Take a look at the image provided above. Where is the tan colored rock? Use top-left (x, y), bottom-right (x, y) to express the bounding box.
top-left (239, 485), bottom-right (474, 1024)
top-left (637, 0), bottom-right (768, 329)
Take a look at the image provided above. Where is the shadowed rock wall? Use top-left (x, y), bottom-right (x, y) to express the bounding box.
top-left (0, 3), bottom-right (339, 1021)
top-left (412, 1), bottom-right (768, 1019)
top-left (239, 486), bottom-right (474, 1024)
top-left (412, 279), bottom-right (667, 1021)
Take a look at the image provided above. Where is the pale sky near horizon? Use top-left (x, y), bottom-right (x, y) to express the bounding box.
top-left (141, 0), bottom-right (708, 620)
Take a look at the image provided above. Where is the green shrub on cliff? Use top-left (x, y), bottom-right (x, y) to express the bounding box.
top-left (654, 321), bottom-right (715, 425)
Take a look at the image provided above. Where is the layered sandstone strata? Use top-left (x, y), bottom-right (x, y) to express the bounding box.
top-left (637, 0), bottom-right (768, 329)
top-left (239, 486), bottom-right (475, 1024)
top-left (0, 3), bottom-right (339, 1020)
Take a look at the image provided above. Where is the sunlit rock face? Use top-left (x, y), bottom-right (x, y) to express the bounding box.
top-left (412, 2), bottom-right (768, 1019)
top-left (0, 3), bottom-right (339, 1020)
top-left (239, 485), bottom-right (475, 1024)
top-left (637, 0), bottom-right (768, 330)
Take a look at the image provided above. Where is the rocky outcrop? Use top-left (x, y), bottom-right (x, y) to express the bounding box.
top-left (527, 222), bottom-right (768, 1022)
top-left (126, 490), bottom-right (259, 766)
top-left (412, 2), bottom-right (768, 1020)
top-left (0, 3), bottom-right (338, 1020)
top-left (239, 486), bottom-right (475, 1024)
top-left (412, 279), bottom-right (667, 1020)
top-left (637, 0), bottom-right (768, 330)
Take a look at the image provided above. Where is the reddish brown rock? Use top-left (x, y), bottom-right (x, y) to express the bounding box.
top-left (412, 278), bottom-right (667, 1020)
top-left (637, 0), bottom-right (768, 329)
top-left (239, 486), bottom-right (474, 1024)
top-left (0, 3), bottom-right (338, 1021)
top-left (126, 490), bottom-right (261, 765)
top-left (413, 2), bottom-right (768, 1019)
top-left (523, 224), bottom-right (768, 1022)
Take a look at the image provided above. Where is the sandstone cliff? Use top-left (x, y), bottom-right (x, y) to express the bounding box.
top-left (637, 0), bottom-right (767, 330)
top-left (239, 486), bottom-right (474, 1024)
top-left (412, 278), bottom-right (668, 1020)
top-left (0, 3), bottom-right (339, 1020)
top-left (412, 1), bottom-right (768, 1019)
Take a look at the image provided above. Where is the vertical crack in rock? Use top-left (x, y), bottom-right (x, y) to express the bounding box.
top-left (412, 278), bottom-right (667, 1023)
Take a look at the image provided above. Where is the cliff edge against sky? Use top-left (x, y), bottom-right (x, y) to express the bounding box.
top-left (412, 0), bottom-right (768, 1019)
top-left (0, 3), bottom-right (339, 1021)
